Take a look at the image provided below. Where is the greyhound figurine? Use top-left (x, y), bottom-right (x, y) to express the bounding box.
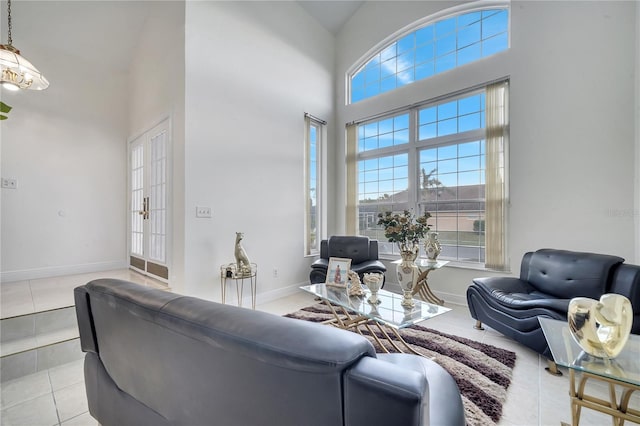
top-left (234, 232), bottom-right (252, 276)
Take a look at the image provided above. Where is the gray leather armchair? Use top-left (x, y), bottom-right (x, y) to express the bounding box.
top-left (467, 249), bottom-right (640, 370)
top-left (310, 236), bottom-right (386, 285)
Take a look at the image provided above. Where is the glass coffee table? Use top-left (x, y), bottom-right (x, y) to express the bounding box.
top-left (300, 283), bottom-right (450, 356)
top-left (539, 317), bottom-right (640, 426)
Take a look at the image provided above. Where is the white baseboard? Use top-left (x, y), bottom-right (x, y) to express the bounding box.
top-left (1, 260), bottom-right (129, 283)
top-left (241, 281), bottom-right (308, 306)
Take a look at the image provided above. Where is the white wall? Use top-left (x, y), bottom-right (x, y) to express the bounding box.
top-left (0, 43), bottom-right (128, 281)
top-left (127, 1), bottom-right (186, 292)
top-left (636, 1), bottom-right (640, 265)
top-left (183, 1), bottom-right (335, 299)
top-left (335, 1), bottom-right (638, 301)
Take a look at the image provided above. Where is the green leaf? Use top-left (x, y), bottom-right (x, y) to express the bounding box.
top-left (0, 102), bottom-right (12, 114)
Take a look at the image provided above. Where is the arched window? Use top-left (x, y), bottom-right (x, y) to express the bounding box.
top-left (349, 7), bottom-right (509, 104)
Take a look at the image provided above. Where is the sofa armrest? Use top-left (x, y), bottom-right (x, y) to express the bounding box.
top-left (344, 357), bottom-right (428, 426)
top-left (610, 263), bottom-right (640, 334)
top-left (74, 286), bottom-right (98, 354)
top-left (320, 239), bottom-right (329, 259)
top-left (310, 258), bottom-right (329, 270)
top-left (369, 239), bottom-right (380, 260)
top-left (345, 354), bottom-right (465, 426)
top-left (519, 251), bottom-right (534, 280)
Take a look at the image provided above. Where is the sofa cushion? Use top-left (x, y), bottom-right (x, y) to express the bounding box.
top-left (526, 249), bottom-right (624, 299)
top-left (472, 277), bottom-right (570, 313)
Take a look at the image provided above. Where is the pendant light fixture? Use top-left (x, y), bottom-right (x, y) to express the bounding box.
top-left (0, 0), bottom-right (49, 91)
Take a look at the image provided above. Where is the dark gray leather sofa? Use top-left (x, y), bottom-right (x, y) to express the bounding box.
top-left (75, 279), bottom-right (465, 426)
top-left (310, 236), bottom-right (386, 284)
top-left (467, 249), bottom-right (640, 366)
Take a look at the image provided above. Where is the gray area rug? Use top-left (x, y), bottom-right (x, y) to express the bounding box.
top-left (285, 303), bottom-right (516, 426)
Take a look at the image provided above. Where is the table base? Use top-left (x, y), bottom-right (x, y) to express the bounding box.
top-left (566, 369), bottom-right (640, 426)
top-left (412, 270), bottom-right (444, 305)
top-left (221, 272), bottom-right (257, 310)
top-left (319, 300), bottom-right (422, 356)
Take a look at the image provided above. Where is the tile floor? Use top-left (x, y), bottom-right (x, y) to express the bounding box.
top-left (1, 269), bottom-right (638, 425)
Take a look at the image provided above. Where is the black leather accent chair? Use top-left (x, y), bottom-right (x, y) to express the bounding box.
top-left (310, 236), bottom-right (386, 285)
top-left (467, 249), bottom-right (640, 366)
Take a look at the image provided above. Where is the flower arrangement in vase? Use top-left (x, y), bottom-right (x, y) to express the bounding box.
top-left (377, 210), bottom-right (432, 254)
top-left (377, 210), bottom-right (431, 307)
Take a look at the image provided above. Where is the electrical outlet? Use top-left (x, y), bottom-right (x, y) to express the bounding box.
top-left (1, 178), bottom-right (17, 189)
top-left (273, 268), bottom-right (278, 278)
top-left (196, 206), bottom-right (212, 218)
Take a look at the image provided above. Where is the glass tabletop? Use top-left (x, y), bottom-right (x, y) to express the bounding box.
top-left (391, 259), bottom-right (449, 271)
top-left (300, 283), bottom-right (450, 329)
top-left (539, 317), bottom-right (640, 387)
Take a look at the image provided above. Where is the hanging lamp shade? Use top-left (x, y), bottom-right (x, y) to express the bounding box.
top-left (1, 0), bottom-right (49, 91)
top-left (0, 44), bottom-right (49, 90)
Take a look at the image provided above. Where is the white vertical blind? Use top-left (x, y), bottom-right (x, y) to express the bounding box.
top-left (485, 80), bottom-right (509, 270)
top-left (345, 123), bottom-right (358, 235)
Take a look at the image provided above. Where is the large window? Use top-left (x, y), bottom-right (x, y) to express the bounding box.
top-left (351, 82), bottom-right (508, 268)
top-left (305, 114), bottom-right (325, 255)
top-left (349, 7), bottom-right (509, 104)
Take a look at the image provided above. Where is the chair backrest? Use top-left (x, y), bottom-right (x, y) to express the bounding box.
top-left (326, 236), bottom-right (374, 264)
top-left (523, 249), bottom-right (624, 299)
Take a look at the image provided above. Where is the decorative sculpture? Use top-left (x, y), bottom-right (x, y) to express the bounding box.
top-left (425, 231), bottom-right (442, 263)
top-left (234, 232), bottom-right (252, 277)
top-left (363, 272), bottom-right (384, 305)
top-left (567, 294), bottom-right (632, 359)
top-left (347, 270), bottom-right (365, 296)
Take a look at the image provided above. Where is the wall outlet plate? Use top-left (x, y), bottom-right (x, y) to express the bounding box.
top-left (1, 178), bottom-right (17, 189)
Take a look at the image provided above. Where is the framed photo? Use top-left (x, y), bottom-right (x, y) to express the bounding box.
top-left (326, 257), bottom-right (351, 287)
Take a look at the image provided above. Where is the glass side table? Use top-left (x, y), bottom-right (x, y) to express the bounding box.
top-left (539, 317), bottom-right (640, 426)
top-left (220, 263), bottom-right (257, 310)
top-left (391, 259), bottom-right (449, 305)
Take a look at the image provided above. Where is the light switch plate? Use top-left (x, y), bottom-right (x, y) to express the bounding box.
top-left (196, 206), bottom-right (212, 218)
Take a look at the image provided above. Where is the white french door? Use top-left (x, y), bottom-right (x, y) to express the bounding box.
top-left (128, 118), bottom-right (170, 282)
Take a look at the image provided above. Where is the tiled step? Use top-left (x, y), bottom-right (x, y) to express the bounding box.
top-left (0, 269), bottom-right (171, 382)
top-left (1, 307), bottom-right (83, 382)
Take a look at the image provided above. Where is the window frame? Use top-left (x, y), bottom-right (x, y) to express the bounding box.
top-left (346, 0), bottom-right (510, 105)
top-left (353, 84), bottom-right (508, 269)
top-left (304, 115), bottom-right (325, 256)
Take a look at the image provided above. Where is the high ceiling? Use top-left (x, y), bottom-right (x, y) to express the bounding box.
top-left (1, 1), bottom-right (155, 73)
top-left (0, 0), bottom-right (363, 75)
top-left (297, 1), bottom-right (364, 34)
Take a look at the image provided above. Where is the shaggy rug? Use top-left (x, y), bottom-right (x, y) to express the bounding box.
top-left (285, 303), bottom-right (516, 426)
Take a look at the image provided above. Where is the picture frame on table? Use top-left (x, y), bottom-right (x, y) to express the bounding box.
top-left (326, 257), bottom-right (351, 287)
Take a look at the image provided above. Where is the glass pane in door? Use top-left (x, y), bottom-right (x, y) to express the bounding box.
top-left (130, 143), bottom-right (144, 257)
top-left (149, 130), bottom-right (167, 263)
